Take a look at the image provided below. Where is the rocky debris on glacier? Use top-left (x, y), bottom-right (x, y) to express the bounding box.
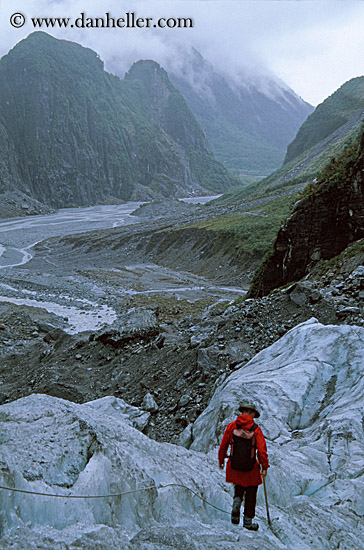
top-left (1, 266), bottom-right (364, 444)
top-left (311, 264), bottom-right (364, 317)
top-left (93, 307), bottom-right (160, 348)
top-left (284, 264), bottom-right (364, 322)
top-left (1, 318), bottom-right (364, 549)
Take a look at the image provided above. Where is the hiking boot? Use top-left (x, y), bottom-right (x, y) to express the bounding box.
top-left (231, 497), bottom-right (242, 524)
top-left (243, 516), bottom-right (259, 531)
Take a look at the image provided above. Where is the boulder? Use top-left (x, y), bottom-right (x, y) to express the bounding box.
top-left (348, 265), bottom-right (364, 279)
top-left (94, 308), bottom-right (159, 347)
top-left (142, 393), bottom-right (159, 413)
top-left (337, 306), bottom-right (361, 317)
top-left (286, 281), bottom-right (321, 307)
top-left (179, 394), bottom-right (191, 408)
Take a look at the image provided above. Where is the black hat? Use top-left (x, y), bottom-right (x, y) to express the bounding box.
top-left (238, 402), bottom-right (260, 418)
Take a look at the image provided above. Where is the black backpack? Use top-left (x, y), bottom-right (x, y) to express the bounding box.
top-left (230, 423), bottom-right (258, 471)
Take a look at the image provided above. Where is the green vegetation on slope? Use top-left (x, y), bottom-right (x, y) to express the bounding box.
top-left (176, 193), bottom-right (297, 259)
top-left (296, 136), bottom-right (361, 200)
top-left (213, 75), bottom-right (364, 207)
top-left (248, 129), bottom-right (364, 297)
top-left (285, 77), bottom-right (364, 164)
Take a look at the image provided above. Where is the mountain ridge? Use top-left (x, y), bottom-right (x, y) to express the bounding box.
top-left (167, 48), bottom-right (313, 178)
top-left (284, 76), bottom-right (364, 164)
top-left (0, 32), bottom-right (236, 211)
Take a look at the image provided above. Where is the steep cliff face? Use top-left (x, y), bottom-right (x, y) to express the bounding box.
top-left (0, 33), bottom-right (235, 208)
top-left (249, 133), bottom-right (364, 297)
top-left (124, 60), bottom-right (235, 194)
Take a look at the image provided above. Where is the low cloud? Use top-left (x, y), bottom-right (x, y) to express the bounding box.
top-left (1, 1), bottom-right (364, 104)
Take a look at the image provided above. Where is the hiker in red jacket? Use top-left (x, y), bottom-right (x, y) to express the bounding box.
top-left (218, 402), bottom-right (269, 531)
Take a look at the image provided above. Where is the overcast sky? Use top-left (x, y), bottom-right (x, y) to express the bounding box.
top-left (1, 0), bottom-right (364, 105)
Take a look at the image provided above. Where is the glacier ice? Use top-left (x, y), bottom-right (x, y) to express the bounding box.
top-left (0, 319), bottom-right (363, 549)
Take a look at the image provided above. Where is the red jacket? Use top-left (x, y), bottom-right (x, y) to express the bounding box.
top-left (218, 413), bottom-right (269, 487)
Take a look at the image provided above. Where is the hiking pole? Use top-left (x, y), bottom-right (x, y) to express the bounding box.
top-left (263, 478), bottom-right (271, 526)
